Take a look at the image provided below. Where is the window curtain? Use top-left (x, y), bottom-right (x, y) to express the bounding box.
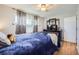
top-left (16, 10), bottom-right (26, 34)
top-left (33, 16), bottom-right (38, 32)
top-left (26, 14), bottom-right (34, 33)
top-left (26, 14), bottom-right (38, 33)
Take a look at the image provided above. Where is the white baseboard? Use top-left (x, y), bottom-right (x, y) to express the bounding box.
top-left (63, 39), bottom-right (76, 43)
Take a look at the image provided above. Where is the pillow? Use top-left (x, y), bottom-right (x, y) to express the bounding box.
top-left (7, 34), bottom-right (16, 43)
top-left (47, 33), bottom-right (58, 46)
top-left (0, 32), bottom-right (11, 45)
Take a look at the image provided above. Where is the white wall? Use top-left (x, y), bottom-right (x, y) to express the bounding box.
top-left (0, 5), bottom-right (16, 35)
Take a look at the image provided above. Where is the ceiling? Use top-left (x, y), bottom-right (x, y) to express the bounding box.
top-left (5, 4), bottom-right (78, 19)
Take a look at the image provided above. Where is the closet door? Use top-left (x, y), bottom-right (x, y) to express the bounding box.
top-left (77, 16), bottom-right (79, 45)
top-left (64, 16), bottom-right (76, 43)
top-left (77, 16), bottom-right (79, 53)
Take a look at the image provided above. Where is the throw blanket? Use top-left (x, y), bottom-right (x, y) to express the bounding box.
top-left (0, 32), bottom-right (58, 55)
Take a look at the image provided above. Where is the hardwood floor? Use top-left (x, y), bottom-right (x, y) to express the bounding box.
top-left (54, 41), bottom-right (78, 55)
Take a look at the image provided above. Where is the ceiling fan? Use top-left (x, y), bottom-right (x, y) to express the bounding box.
top-left (37, 4), bottom-right (54, 11)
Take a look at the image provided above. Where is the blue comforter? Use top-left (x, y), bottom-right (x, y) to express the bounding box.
top-left (0, 32), bottom-right (58, 55)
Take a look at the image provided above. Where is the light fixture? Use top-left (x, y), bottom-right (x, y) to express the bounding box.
top-left (36, 4), bottom-right (56, 12)
top-left (39, 4), bottom-right (49, 11)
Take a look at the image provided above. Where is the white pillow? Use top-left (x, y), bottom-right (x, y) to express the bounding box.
top-left (47, 33), bottom-right (58, 46)
top-left (0, 32), bottom-right (11, 45)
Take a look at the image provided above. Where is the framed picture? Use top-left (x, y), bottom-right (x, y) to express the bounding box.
top-left (46, 18), bottom-right (60, 31)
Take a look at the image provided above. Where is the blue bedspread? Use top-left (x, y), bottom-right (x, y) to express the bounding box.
top-left (0, 32), bottom-right (58, 55)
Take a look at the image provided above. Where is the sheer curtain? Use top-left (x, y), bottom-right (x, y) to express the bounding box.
top-left (26, 14), bottom-right (38, 33)
top-left (26, 14), bottom-right (44, 33)
top-left (16, 10), bottom-right (26, 34)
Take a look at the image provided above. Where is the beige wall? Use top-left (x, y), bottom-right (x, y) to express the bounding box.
top-left (0, 5), bottom-right (16, 35)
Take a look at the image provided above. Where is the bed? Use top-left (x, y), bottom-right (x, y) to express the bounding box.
top-left (0, 32), bottom-right (59, 55)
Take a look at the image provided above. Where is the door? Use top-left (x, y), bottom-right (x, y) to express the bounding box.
top-left (64, 16), bottom-right (76, 43)
top-left (77, 16), bottom-right (79, 53)
top-left (77, 16), bottom-right (79, 45)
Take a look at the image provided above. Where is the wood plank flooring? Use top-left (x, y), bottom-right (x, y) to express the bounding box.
top-left (54, 41), bottom-right (78, 55)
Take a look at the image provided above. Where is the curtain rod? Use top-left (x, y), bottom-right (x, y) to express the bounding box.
top-left (12, 8), bottom-right (26, 13)
top-left (11, 7), bottom-right (44, 18)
